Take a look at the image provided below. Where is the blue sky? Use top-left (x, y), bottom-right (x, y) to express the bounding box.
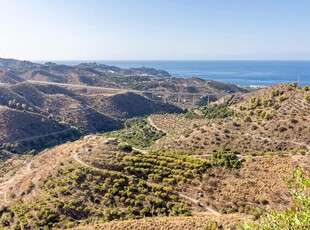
top-left (0, 0), bottom-right (309, 60)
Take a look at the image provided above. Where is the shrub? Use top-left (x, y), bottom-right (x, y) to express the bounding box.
top-left (261, 97), bottom-right (271, 107)
top-left (271, 89), bottom-right (283, 97)
top-left (255, 109), bottom-right (263, 116)
top-left (202, 103), bottom-right (234, 119)
top-left (204, 220), bottom-right (219, 230)
top-left (290, 118), bottom-right (298, 124)
top-left (243, 115), bottom-right (251, 122)
top-left (305, 94), bottom-right (310, 103)
top-left (131, 149), bottom-right (141, 155)
top-left (264, 113), bottom-right (273, 120)
top-left (271, 90), bottom-right (278, 97)
top-left (250, 97), bottom-right (261, 109)
top-left (117, 143), bottom-right (132, 152)
top-left (278, 95), bottom-right (287, 103)
top-left (211, 150), bottom-right (242, 169)
top-left (291, 82), bottom-right (298, 88)
top-left (8, 100), bottom-right (14, 107)
top-left (273, 104), bottom-right (280, 110)
top-left (241, 167), bottom-right (310, 230)
top-left (232, 122), bottom-right (240, 127)
top-left (278, 126), bottom-right (287, 132)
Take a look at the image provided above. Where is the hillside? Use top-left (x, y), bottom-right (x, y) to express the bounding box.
top-left (0, 82), bottom-right (183, 154)
top-left (150, 83), bottom-right (310, 153)
top-left (0, 83), bottom-right (308, 229)
top-left (1, 58), bottom-right (309, 230)
top-left (0, 105), bottom-right (80, 154)
top-left (0, 131), bottom-right (309, 229)
top-left (85, 92), bottom-right (183, 119)
top-left (0, 68), bottom-right (25, 85)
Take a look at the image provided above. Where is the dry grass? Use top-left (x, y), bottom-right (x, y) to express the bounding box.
top-left (1, 137), bottom-right (309, 229)
top-left (151, 84), bottom-right (310, 153)
top-left (72, 214), bottom-right (251, 230)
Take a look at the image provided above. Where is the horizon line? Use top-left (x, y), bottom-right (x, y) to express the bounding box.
top-left (32, 59), bottom-right (310, 62)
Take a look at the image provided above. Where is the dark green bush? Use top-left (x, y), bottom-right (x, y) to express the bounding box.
top-left (211, 150), bottom-right (242, 169)
top-left (118, 143), bottom-right (133, 152)
top-left (202, 103), bottom-right (234, 119)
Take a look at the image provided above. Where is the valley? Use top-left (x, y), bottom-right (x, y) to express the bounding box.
top-left (0, 58), bottom-right (309, 230)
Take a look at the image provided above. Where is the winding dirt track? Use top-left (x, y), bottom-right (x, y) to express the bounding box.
top-left (147, 116), bottom-right (169, 135)
top-left (0, 160), bottom-right (33, 203)
top-left (178, 193), bottom-right (220, 216)
top-left (72, 139), bottom-right (220, 216)
top-left (1, 133), bottom-right (220, 215)
top-left (0, 128), bottom-right (73, 145)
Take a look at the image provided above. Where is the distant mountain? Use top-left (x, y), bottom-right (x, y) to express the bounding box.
top-left (0, 58), bottom-right (171, 78)
top-left (0, 58), bottom-right (246, 94)
top-left (0, 58), bottom-right (40, 73)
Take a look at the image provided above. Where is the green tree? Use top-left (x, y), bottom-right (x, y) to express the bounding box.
top-left (8, 100), bottom-right (14, 107)
top-left (243, 115), bottom-right (251, 122)
top-left (291, 82), bottom-right (298, 88)
top-left (117, 142), bottom-right (132, 152)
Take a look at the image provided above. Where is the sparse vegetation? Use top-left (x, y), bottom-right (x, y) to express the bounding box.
top-left (151, 84), bottom-right (309, 153)
top-left (0, 146), bottom-right (216, 228)
top-left (0, 80), bottom-right (309, 230)
top-left (242, 167), bottom-right (310, 230)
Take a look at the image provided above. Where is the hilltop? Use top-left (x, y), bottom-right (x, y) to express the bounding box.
top-left (0, 58), bottom-right (40, 74)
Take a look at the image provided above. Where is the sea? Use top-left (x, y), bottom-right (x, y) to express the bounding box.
top-left (55, 61), bottom-right (310, 87)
